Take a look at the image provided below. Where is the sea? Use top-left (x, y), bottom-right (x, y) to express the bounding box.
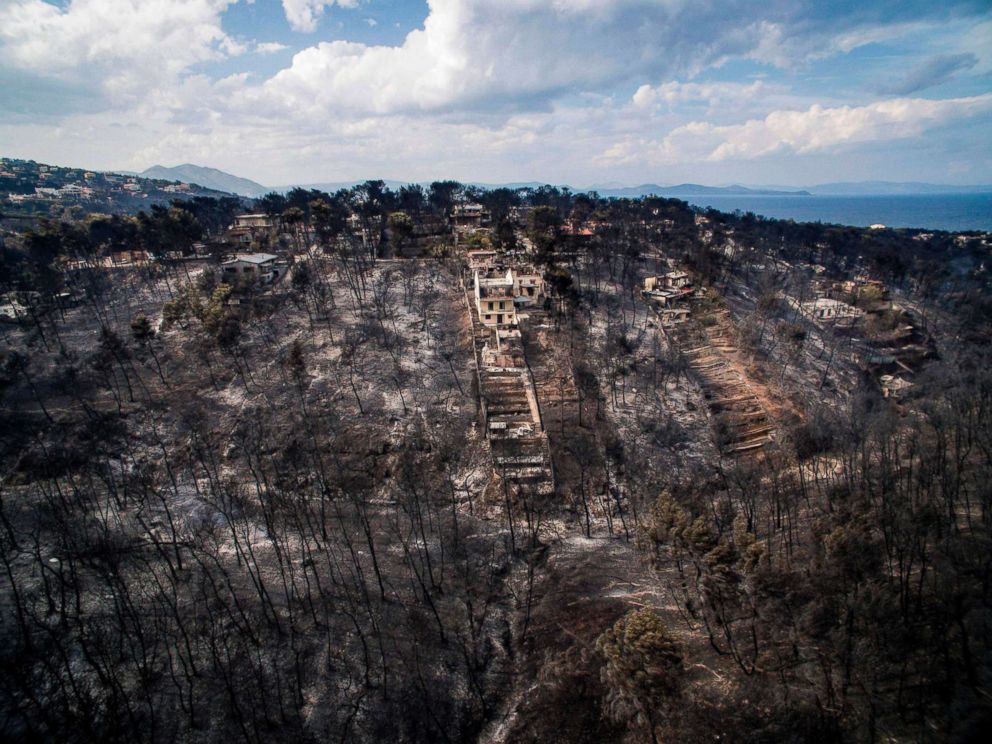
top-left (674, 193), bottom-right (992, 233)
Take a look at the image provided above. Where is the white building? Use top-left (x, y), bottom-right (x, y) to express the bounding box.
top-left (233, 214), bottom-right (277, 229)
top-left (644, 271), bottom-right (691, 292)
top-left (221, 253), bottom-right (283, 283)
top-left (58, 184), bottom-right (86, 198)
top-left (512, 267), bottom-right (543, 306)
top-left (473, 265), bottom-right (545, 326)
top-left (474, 268), bottom-right (518, 326)
top-left (799, 297), bottom-right (864, 322)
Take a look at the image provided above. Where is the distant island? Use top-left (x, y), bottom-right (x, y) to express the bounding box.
top-left (592, 183), bottom-right (811, 198)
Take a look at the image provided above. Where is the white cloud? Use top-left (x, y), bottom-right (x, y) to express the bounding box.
top-left (250, 0), bottom-right (822, 117)
top-left (281, 0), bottom-right (358, 33)
top-left (255, 41), bottom-right (290, 55)
top-left (746, 19), bottom-right (930, 69)
top-left (2, 0), bottom-right (990, 187)
top-left (632, 80), bottom-right (776, 110)
top-left (0, 0), bottom-right (241, 100)
top-left (602, 94), bottom-right (992, 165)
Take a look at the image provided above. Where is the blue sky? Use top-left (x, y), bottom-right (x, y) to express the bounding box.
top-left (1, 0), bottom-right (990, 187)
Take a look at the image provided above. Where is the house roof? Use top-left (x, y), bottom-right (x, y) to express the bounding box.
top-left (805, 297), bottom-right (859, 309)
top-left (226, 252), bottom-right (278, 265)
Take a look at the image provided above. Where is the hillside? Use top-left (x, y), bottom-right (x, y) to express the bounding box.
top-left (1, 178), bottom-right (991, 743)
top-left (0, 157), bottom-right (244, 218)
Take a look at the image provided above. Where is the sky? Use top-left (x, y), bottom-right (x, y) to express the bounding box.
top-left (1, 0), bottom-right (991, 188)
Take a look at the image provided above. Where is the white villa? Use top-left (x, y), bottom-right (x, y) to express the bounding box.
top-left (222, 253), bottom-right (283, 282)
top-left (473, 265), bottom-right (545, 326)
top-left (798, 297), bottom-right (865, 322)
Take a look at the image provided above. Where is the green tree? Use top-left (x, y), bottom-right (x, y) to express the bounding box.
top-left (427, 180), bottom-right (462, 215)
top-left (597, 607), bottom-right (684, 743)
top-left (387, 211), bottom-right (415, 256)
top-left (130, 313), bottom-right (154, 342)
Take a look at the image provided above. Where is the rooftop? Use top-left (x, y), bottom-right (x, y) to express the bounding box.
top-left (227, 253), bottom-right (278, 265)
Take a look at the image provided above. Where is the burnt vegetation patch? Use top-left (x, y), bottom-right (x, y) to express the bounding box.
top-left (0, 181), bottom-right (991, 743)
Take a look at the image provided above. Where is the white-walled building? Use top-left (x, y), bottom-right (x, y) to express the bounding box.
top-left (798, 297), bottom-right (865, 322)
top-left (473, 265), bottom-right (546, 326)
top-left (221, 253), bottom-right (283, 283)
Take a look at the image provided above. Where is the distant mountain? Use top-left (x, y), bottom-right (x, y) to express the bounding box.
top-left (591, 183), bottom-right (810, 198)
top-left (587, 181), bottom-right (992, 198)
top-left (464, 181), bottom-right (550, 190)
top-left (126, 165), bottom-right (992, 201)
top-left (140, 164), bottom-right (269, 197)
top-left (804, 181), bottom-right (992, 196)
top-left (585, 181), bottom-right (632, 191)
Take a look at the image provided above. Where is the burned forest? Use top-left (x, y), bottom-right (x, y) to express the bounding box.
top-left (2, 182), bottom-right (992, 744)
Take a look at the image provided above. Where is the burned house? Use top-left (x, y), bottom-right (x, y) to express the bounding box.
top-left (465, 249), bottom-right (499, 271)
top-left (474, 268), bottom-right (517, 327)
top-left (644, 271), bottom-right (693, 298)
top-left (221, 253), bottom-right (284, 283)
top-left (452, 203), bottom-right (491, 232)
top-left (472, 264), bottom-right (545, 327)
top-left (643, 270), bottom-right (695, 325)
top-left (476, 323), bottom-right (553, 494)
top-left (511, 267), bottom-right (543, 306)
top-left (228, 213), bottom-right (281, 246)
top-left (798, 297), bottom-right (865, 323)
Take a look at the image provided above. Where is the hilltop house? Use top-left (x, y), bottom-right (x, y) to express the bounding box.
top-left (474, 268), bottom-right (518, 327)
top-left (234, 214), bottom-right (277, 229)
top-left (644, 271), bottom-right (691, 292)
top-left (799, 297), bottom-right (865, 323)
top-left (473, 265), bottom-right (546, 326)
top-left (222, 253), bottom-right (283, 283)
top-left (512, 266), bottom-right (544, 306)
top-left (452, 203), bottom-right (491, 231)
top-left (229, 213), bottom-right (281, 246)
top-left (465, 249), bottom-right (499, 270)
top-left (642, 270), bottom-right (696, 326)
top-left (643, 271), bottom-right (694, 305)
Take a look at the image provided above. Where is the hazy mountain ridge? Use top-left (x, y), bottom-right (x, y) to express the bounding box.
top-left (131, 163), bottom-right (992, 199)
top-left (140, 164), bottom-right (269, 197)
top-left (592, 183), bottom-right (811, 198)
